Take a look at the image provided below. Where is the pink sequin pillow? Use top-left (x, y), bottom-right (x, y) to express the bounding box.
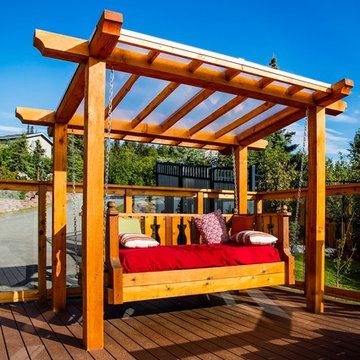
top-left (194, 209), bottom-right (229, 244)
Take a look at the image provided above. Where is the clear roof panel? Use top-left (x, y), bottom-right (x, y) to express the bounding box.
top-left (144, 84), bottom-right (201, 125)
top-left (111, 76), bottom-right (170, 121)
top-left (202, 98), bottom-right (263, 133)
top-left (234, 104), bottom-right (287, 135)
top-left (177, 93), bottom-right (236, 129)
top-left (116, 43), bottom-right (149, 54)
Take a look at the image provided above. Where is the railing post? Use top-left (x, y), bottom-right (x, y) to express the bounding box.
top-left (255, 195), bottom-right (262, 214)
top-left (277, 205), bottom-right (295, 285)
top-left (124, 189), bottom-right (133, 213)
top-left (196, 191), bottom-right (204, 214)
top-left (38, 184), bottom-right (47, 304)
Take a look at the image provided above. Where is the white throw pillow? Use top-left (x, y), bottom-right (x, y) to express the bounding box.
top-left (230, 231), bottom-right (277, 245)
top-left (119, 233), bottom-right (159, 248)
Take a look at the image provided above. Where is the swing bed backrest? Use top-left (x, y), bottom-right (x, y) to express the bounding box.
top-left (105, 202), bottom-right (295, 304)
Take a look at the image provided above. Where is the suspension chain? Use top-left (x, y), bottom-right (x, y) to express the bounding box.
top-left (232, 147), bottom-right (239, 213)
top-left (104, 68), bottom-right (115, 244)
top-left (71, 128), bottom-right (80, 277)
top-left (292, 107), bottom-right (309, 246)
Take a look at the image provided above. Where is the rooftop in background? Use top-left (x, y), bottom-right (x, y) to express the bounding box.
top-left (0, 133), bottom-right (53, 157)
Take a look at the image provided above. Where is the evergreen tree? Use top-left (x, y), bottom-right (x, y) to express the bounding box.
top-left (269, 55), bottom-right (279, 69)
top-left (348, 129), bottom-right (360, 180)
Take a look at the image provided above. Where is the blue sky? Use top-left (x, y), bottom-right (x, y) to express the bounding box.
top-left (0, 0), bottom-right (359, 158)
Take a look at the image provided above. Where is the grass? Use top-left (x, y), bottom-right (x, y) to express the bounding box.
top-left (295, 253), bottom-right (360, 291)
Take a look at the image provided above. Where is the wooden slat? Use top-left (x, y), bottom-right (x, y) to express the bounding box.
top-left (286, 85), bottom-right (303, 96)
top-left (258, 77), bottom-right (273, 89)
top-left (82, 57), bottom-right (106, 350)
top-left (38, 184), bottom-right (47, 305)
top-left (224, 69), bottom-right (241, 81)
top-left (146, 50), bottom-right (160, 63)
top-left (305, 106), bottom-right (326, 314)
top-left (0, 306), bottom-right (29, 359)
top-left (51, 123), bottom-right (67, 313)
top-left (189, 95), bottom-right (247, 136)
top-left (161, 89), bottom-right (215, 132)
top-left (123, 262), bottom-right (285, 286)
top-left (131, 82), bottom-right (180, 128)
top-left (187, 60), bottom-right (203, 73)
top-left (215, 101), bottom-right (275, 139)
top-left (11, 306), bottom-right (52, 359)
top-left (234, 146), bottom-right (248, 214)
top-left (122, 273), bottom-right (286, 302)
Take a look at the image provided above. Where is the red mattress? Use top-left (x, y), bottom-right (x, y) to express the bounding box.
top-left (119, 243), bottom-right (281, 273)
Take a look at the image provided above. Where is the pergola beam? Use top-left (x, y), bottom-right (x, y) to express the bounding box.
top-left (53, 11), bottom-right (123, 125)
top-left (55, 64), bottom-right (85, 123)
top-left (33, 30), bottom-right (352, 111)
top-left (15, 107), bottom-right (246, 147)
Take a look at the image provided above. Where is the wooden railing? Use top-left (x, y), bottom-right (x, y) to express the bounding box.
top-left (0, 179), bottom-right (360, 303)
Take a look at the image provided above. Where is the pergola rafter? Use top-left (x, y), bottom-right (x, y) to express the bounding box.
top-left (16, 9), bottom-right (354, 351)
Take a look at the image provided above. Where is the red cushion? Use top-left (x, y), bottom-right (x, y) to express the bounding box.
top-left (119, 243), bottom-right (281, 273)
top-left (194, 209), bottom-right (229, 244)
top-left (231, 215), bottom-right (255, 235)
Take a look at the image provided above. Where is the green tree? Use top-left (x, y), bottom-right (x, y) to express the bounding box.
top-left (3, 135), bottom-right (35, 179)
top-left (269, 55), bottom-right (279, 69)
top-left (67, 134), bottom-right (84, 182)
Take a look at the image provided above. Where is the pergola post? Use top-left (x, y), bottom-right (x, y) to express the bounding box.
top-left (52, 123), bottom-right (68, 313)
top-left (82, 57), bottom-right (106, 350)
top-left (305, 106), bottom-right (326, 313)
top-left (234, 146), bottom-right (248, 214)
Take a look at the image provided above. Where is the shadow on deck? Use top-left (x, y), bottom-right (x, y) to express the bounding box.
top-left (0, 287), bottom-right (359, 359)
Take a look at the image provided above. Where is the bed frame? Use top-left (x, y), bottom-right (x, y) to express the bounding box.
top-left (105, 202), bottom-right (295, 305)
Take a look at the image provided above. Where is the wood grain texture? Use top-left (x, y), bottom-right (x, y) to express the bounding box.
top-left (305, 106), bottom-right (326, 314)
top-left (82, 57), bottom-right (106, 350)
top-left (38, 184), bottom-right (47, 305)
top-left (51, 123), bottom-right (67, 313)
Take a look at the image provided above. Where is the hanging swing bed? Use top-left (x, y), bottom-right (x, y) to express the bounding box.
top-left (15, 9), bottom-right (353, 349)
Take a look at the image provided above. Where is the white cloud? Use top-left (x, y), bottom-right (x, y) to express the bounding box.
top-left (328, 113), bottom-right (357, 124)
top-left (0, 125), bottom-right (24, 133)
top-left (0, 111), bottom-right (15, 120)
top-left (285, 122), bottom-right (350, 157)
top-left (326, 128), bottom-right (344, 136)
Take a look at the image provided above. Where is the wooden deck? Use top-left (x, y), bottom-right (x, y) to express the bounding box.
top-left (0, 287), bottom-right (359, 360)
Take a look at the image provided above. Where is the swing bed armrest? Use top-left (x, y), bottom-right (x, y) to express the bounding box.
top-left (105, 201), bottom-right (123, 304)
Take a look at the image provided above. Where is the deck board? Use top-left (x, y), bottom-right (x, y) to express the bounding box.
top-left (0, 287), bottom-right (359, 360)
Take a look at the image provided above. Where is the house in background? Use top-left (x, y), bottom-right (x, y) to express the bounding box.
top-left (0, 133), bottom-right (53, 158)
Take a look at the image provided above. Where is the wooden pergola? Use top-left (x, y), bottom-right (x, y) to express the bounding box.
top-left (15, 10), bottom-right (353, 350)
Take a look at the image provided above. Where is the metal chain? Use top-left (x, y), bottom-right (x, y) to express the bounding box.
top-left (292, 107), bottom-right (309, 246)
top-left (71, 129), bottom-right (80, 278)
top-left (104, 68), bottom-right (115, 244)
top-left (232, 147), bottom-right (239, 213)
